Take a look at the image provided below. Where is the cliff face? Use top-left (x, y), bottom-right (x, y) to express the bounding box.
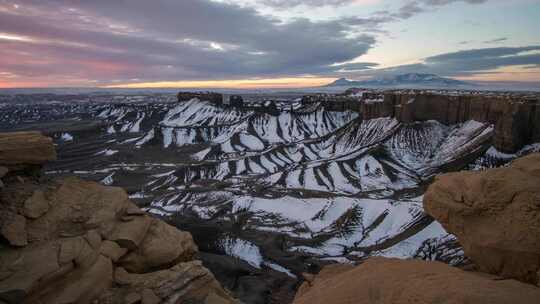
top-left (383, 93), bottom-right (539, 153)
top-left (382, 94), bottom-right (540, 153)
top-left (0, 132), bottom-right (237, 304)
top-left (305, 92), bottom-right (539, 153)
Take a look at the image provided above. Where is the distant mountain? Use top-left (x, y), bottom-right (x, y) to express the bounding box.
top-left (325, 73), bottom-right (471, 88)
top-left (328, 77), bottom-right (356, 87)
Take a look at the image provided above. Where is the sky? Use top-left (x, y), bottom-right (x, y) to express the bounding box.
top-left (0, 0), bottom-right (539, 88)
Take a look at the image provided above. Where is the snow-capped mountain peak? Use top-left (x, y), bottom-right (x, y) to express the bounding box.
top-left (326, 73), bottom-right (471, 88)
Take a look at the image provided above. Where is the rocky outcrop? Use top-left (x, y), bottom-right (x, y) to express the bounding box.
top-left (424, 153), bottom-right (540, 284)
top-left (293, 257), bottom-right (540, 304)
top-left (0, 131), bottom-right (56, 172)
top-left (0, 132), bottom-right (237, 304)
top-left (177, 92), bottom-right (223, 104)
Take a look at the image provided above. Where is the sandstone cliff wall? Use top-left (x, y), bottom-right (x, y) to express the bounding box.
top-left (305, 92), bottom-right (539, 153)
top-left (384, 93), bottom-right (539, 153)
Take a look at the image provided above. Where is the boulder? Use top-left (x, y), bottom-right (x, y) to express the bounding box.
top-left (22, 255), bottom-right (113, 304)
top-left (424, 153), bottom-right (540, 284)
top-left (57, 236), bottom-right (99, 268)
top-left (113, 261), bottom-right (237, 304)
top-left (22, 190), bottom-right (50, 219)
top-left (109, 213), bottom-right (152, 250)
top-left (100, 240), bottom-right (128, 262)
top-left (124, 292), bottom-right (141, 304)
top-left (141, 289), bottom-right (160, 304)
top-left (118, 218), bottom-right (198, 273)
top-left (293, 257), bottom-right (540, 304)
top-left (1, 173), bottom-right (234, 304)
top-left (0, 132), bottom-right (56, 171)
top-left (205, 292), bottom-right (234, 304)
top-left (0, 244), bottom-right (60, 303)
top-left (0, 213), bottom-right (27, 247)
top-left (24, 177), bottom-right (128, 242)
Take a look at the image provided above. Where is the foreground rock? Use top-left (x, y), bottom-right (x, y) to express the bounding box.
top-left (424, 153), bottom-right (540, 284)
top-left (0, 131), bottom-right (56, 172)
top-left (0, 132), bottom-right (237, 304)
top-left (293, 257), bottom-right (540, 304)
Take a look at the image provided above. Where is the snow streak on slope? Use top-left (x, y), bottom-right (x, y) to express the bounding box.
top-left (158, 99), bottom-right (357, 151)
top-left (384, 120), bottom-right (494, 177)
top-left (468, 143), bottom-right (540, 170)
top-left (162, 99), bottom-right (251, 127)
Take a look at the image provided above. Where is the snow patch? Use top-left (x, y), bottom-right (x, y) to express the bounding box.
top-left (219, 237), bottom-right (263, 268)
top-left (60, 133), bottom-right (73, 142)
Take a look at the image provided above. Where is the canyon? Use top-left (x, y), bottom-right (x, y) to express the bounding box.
top-left (0, 89), bottom-right (539, 303)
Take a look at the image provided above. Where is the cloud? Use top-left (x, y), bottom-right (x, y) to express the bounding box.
top-left (392, 0), bottom-right (488, 19)
top-left (0, 0), bottom-right (375, 84)
top-left (259, 0), bottom-right (359, 8)
top-left (334, 62), bottom-right (380, 72)
top-left (484, 37), bottom-right (509, 44)
top-left (344, 0), bottom-right (488, 28)
top-left (422, 0), bottom-right (487, 5)
top-left (258, 0), bottom-right (487, 9)
top-left (0, 0), bottom-right (503, 86)
top-left (346, 46), bottom-right (540, 77)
